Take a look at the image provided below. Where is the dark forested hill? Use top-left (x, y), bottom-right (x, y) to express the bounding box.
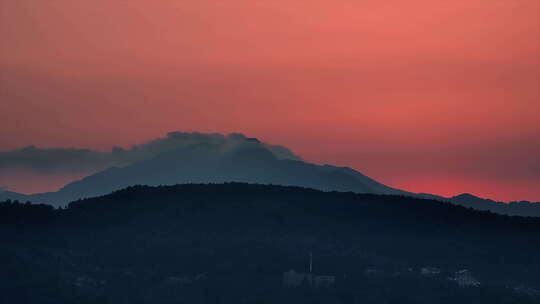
top-left (2, 183), bottom-right (540, 304)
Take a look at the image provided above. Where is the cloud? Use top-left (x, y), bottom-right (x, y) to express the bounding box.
top-left (0, 132), bottom-right (301, 174)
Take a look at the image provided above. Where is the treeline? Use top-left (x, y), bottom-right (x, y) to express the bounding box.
top-left (1, 183), bottom-right (540, 303)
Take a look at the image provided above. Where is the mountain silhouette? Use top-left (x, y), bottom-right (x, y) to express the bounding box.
top-left (1, 133), bottom-right (538, 216)
top-left (0, 140), bottom-right (413, 206)
top-left (450, 193), bottom-right (540, 216)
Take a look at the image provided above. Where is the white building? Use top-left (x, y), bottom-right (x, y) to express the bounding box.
top-left (420, 267), bottom-right (441, 276)
top-left (283, 252), bottom-right (335, 288)
top-left (283, 270), bottom-right (313, 287)
top-left (314, 275), bottom-right (335, 288)
top-left (448, 270), bottom-right (480, 287)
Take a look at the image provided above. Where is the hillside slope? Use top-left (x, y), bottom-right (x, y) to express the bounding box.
top-left (2, 183), bottom-right (539, 303)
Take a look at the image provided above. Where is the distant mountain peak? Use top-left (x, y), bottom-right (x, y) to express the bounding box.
top-left (1, 131), bottom-right (539, 217)
top-left (453, 193), bottom-right (480, 200)
top-left (0, 133), bottom-right (409, 206)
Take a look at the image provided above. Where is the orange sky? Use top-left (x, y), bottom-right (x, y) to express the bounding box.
top-left (1, 0), bottom-right (539, 201)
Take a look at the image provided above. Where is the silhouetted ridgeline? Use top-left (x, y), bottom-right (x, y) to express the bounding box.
top-left (1, 183), bottom-right (540, 303)
top-left (1, 133), bottom-right (539, 217)
top-left (450, 193), bottom-right (540, 217)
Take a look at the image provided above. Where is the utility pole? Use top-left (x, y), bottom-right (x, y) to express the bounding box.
top-left (309, 251), bottom-right (313, 273)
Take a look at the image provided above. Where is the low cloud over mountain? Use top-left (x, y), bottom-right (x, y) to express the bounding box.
top-left (0, 132), bottom-right (301, 175)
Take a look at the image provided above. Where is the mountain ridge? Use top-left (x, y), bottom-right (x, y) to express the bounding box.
top-left (0, 141), bottom-right (413, 206)
top-left (1, 132), bottom-right (538, 216)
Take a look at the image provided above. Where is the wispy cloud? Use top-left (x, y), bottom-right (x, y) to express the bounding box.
top-left (0, 132), bottom-right (300, 174)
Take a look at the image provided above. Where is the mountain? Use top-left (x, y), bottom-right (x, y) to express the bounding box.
top-left (0, 190), bottom-right (30, 202)
top-left (2, 183), bottom-right (539, 303)
top-left (0, 139), bottom-right (414, 207)
top-left (450, 193), bottom-right (540, 217)
top-left (1, 133), bottom-right (538, 216)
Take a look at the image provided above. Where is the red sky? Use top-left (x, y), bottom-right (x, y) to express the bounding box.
top-left (1, 0), bottom-right (539, 201)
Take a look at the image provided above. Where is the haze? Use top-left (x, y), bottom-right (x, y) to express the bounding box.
top-left (1, 0), bottom-right (539, 201)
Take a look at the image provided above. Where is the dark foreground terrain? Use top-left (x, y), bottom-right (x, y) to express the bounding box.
top-left (2, 183), bottom-right (540, 303)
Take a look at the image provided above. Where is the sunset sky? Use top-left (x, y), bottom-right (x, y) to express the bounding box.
top-left (1, 0), bottom-right (539, 201)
